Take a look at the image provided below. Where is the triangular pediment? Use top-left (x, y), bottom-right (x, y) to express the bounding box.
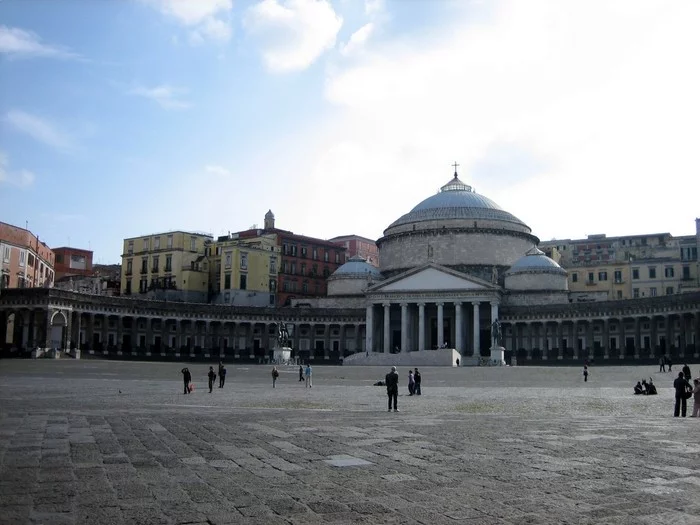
top-left (370, 265), bottom-right (495, 293)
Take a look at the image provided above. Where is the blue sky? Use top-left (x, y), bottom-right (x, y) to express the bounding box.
top-left (2, 0), bottom-right (699, 264)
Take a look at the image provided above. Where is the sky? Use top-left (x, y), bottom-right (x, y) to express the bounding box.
top-left (1, 0), bottom-right (699, 264)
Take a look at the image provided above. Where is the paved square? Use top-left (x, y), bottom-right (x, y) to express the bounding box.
top-left (1, 360), bottom-right (699, 525)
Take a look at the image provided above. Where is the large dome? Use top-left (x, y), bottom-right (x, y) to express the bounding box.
top-left (387, 174), bottom-right (528, 230)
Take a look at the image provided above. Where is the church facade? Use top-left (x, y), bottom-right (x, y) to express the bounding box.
top-left (1, 170), bottom-right (699, 364)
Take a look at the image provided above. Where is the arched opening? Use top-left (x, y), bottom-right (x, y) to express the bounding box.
top-left (49, 311), bottom-right (67, 350)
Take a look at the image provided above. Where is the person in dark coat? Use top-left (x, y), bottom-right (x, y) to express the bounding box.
top-left (299, 365), bottom-right (304, 382)
top-left (634, 382), bottom-right (643, 395)
top-left (208, 366), bottom-right (216, 393)
top-left (385, 366), bottom-right (399, 412)
top-left (673, 372), bottom-right (691, 417)
top-left (666, 356), bottom-right (673, 372)
top-left (181, 367), bottom-right (192, 394)
top-left (219, 365), bottom-right (227, 388)
top-left (413, 368), bottom-right (422, 395)
top-left (682, 364), bottom-right (692, 381)
top-left (659, 357), bottom-right (665, 373)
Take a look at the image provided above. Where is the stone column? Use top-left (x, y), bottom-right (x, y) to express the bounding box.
top-left (650, 316), bottom-right (658, 358)
top-left (542, 322), bottom-right (549, 361)
top-left (247, 323), bottom-right (255, 359)
top-left (455, 302), bottom-right (463, 356)
top-left (472, 301), bottom-right (480, 356)
top-left (619, 318), bottom-right (626, 359)
top-left (572, 320), bottom-right (579, 360)
top-left (162, 319), bottom-right (169, 355)
top-left (603, 318), bottom-right (610, 359)
top-left (86, 314), bottom-right (94, 351)
top-left (383, 303), bottom-right (391, 353)
top-left (437, 303), bottom-right (444, 348)
top-left (634, 317), bottom-right (641, 359)
top-left (44, 311), bottom-right (52, 349)
top-left (131, 317), bottom-right (139, 353)
top-left (27, 311), bottom-right (36, 348)
top-left (490, 302), bottom-right (499, 345)
top-left (665, 314), bottom-right (673, 358)
top-left (116, 315), bottom-right (122, 351)
top-left (400, 303), bottom-right (408, 353)
top-left (365, 305), bottom-right (374, 353)
top-left (76, 312), bottom-right (82, 351)
top-left (586, 320), bottom-right (594, 360)
top-left (145, 318), bottom-right (153, 354)
top-left (556, 321), bottom-right (563, 360)
top-left (230, 322), bottom-right (237, 356)
top-left (64, 311), bottom-right (72, 352)
top-left (339, 324), bottom-right (347, 356)
top-left (694, 312), bottom-right (700, 358)
top-left (418, 303), bottom-right (425, 352)
top-left (324, 324), bottom-right (331, 359)
top-left (679, 314), bottom-right (686, 359)
top-left (354, 323), bottom-right (361, 353)
top-left (175, 319), bottom-right (183, 355)
top-left (526, 323), bottom-right (533, 360)
top-left (101, 315), bottom-right (109, 351)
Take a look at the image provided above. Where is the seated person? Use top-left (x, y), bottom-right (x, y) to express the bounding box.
top-left (634, 381), bottom-right (644, 395)
top-left (641, 379), bottom-right (649, 394)
top-left (646, 379), bottom-right (657, 395)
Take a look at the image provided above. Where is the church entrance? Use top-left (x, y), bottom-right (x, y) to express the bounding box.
top-left (430, 318), bottom-right (451, 349)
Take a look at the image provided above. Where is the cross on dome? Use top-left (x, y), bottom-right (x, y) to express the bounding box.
top-left (441, 163), bottom-right (472, 193)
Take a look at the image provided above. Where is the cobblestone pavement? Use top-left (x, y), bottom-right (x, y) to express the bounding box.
top-left (1, 360), bottom-right (699, 525)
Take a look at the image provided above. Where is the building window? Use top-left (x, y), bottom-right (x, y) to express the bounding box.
top-left (152, 256), bottom-right (159, 272)
top-left (302, 282), bottom-right (308, 293)
top-left (666, 286), bottom-right (674, 295)
top-left (616, 290), bottom-right (622, 299)
top-left (571, 273), bottom-right (578, 283)
top-left (664, 267), bottom-right (674, 278)
top-left (154, 237), bottom-right (160, 250)
top-left (224, 273), bottom-right (231, 289)
top-left (312, 264), bottom-right (318, 276)
top-left (312, 248), bottom-right (318, 260)
top-left (2, 246), bottom-right (10, 262)
top-left (588, 272), bottom-right (594, 283)
top-left (239, 274), bottom-right (247, 290)
top-left (291, 262), bottom-right (296, 275)
top-left (140, 278), bottom-right (148, 293)
top-left (270, 257), bottom-right (277, 274)
top-left (125, 280), bottom-right (131, 294)
top-left (190, 237), bottom-right (196, 251)
top-left (141, 257), bottom-right (148, 273)
top-left (283, 280), bottom-right (289, 292)
top-left (126, 260), bottom-right (133, 275)
top-left (28, 253), bottom-right (35, 268)
top-left (683, 266), bottom-right (690, 280)
top-left (165, 255), bottom-right (172, 272)
top-left (225, 251), bottom-right (232, 269)
top-left (324, 251), bottom-right (329, 262)
top-left (291, 245), bottom-right (297, 257)
top-left (301, 247), bottom-right (307, 258)
top-left (335, 252), bottom-right (340, 263)
top-left (632, 268), bottom-right (639, 279)
top-left (128, 241), bottom-right (134, 255)
top-left (598, 271), bottom-right (607, 281)
top-left (648, 267), bottom-right (656, 279)
top-left (223, 292), bottom-right (230, 302)
top-left (269, 279), bottom-right (277, 292)
top-left (614, 270), bottom-right (622, 283)
top-left (167, 235), bottom-right (173, 249)
top-left (19, 251), bottom-right (26, 267)
top-left (323, 267), bottom-right (330, 278)
top-left (633, 288), bottom-right (639, 298)
top-left (240, 252), bottom-right (248, 270)
top-left (143, 238), bottom-right (150, 251)
top-left (650, 287), bottom-right (657, 297)
top-left (300, 263), bottom-right (306, 275)
top-left (269, 294), bottom-right (275, 305)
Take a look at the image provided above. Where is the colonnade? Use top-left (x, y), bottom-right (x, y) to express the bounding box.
top-left (501, 312), bottom-right (700, 360)
top-left (365, 299), bottom-right (498, 354)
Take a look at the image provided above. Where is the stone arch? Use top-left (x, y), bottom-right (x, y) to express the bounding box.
top-left (50, 310), bottom-right (68, 326)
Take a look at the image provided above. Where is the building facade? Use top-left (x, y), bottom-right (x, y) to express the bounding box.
top-left (53, 247), bottom-right (93, 280)
top-left (120, 231), bottom-right (213, 301)
top-left (0, 221), bottom-right (55, 290)
top-left (329, 235), bottom-right (379, 267)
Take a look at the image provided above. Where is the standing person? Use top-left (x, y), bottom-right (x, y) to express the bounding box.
top-left (691, 379), bottom-right (700, 417)
top-left (208, 366), bottom-right (216, 393)
top-left (667, 356), bottom-right (673, 372)
top-left (272, 366), bottom-right (279, 388)
top-left (673, 371), bottom-right (691, 417)
top-left (219, 365), bottom-right (227, 388)
top-left (408, 370), bottom-right (415, 396)
top-left (682, 363), bottom-right (692, 381)
top-left (298, 365), bottom-right (304, 382)
top-left (659, 356), bottom-right (666, 373)
top-left (304, 363), bottom-right (312, 388)
top-left (181, 367), bottom-right (192, 394)
top-left (583, 365), bottom-right (589, 382)
top-left (385, 366), bottom-right (399, 412)
top-left (414, 368), bottom-right (421, 395)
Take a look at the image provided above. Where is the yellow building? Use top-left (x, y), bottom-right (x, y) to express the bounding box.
top-left (207, 233), bottom-right (280, 307)
top-left (121, 231), bottom-right (213, 302)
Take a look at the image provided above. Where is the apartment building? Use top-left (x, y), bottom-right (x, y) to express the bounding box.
top-left (0, 221), bottom-right (55, 289)
top-left (329, 234), bottom-right (379, 267)
top-left (120, 231), bottom-right (213, 302)
top-left (53, 247), bottom-right (93, 279)
top-left (540, 219), bottom-right (700, 300)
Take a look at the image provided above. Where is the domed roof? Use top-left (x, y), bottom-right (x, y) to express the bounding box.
top-left (507, 247), bottom-right (567, 274)
top-left (331, 255), bottom-right (383, 279)
top-left (265, 209), bottom-right (275, 218)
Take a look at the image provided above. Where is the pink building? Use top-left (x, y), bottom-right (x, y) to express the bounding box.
top-left (329, 235), bottom-right (379, 267)
top-left (0, 222), bottom-right (55, 289)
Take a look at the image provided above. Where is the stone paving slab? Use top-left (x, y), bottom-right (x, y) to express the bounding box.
top-left (1, 360), bottom-right (699, 524)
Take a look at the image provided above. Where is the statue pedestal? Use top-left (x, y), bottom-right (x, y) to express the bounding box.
top-left (273, 346), bottom-right (292, 364)
top-left (490, 346), bottom-right (506, 366)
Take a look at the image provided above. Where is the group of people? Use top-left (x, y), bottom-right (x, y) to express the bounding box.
top-left (633, 378), bottom-right (657, 395)
top-left (181, 362), bottom-right (227, 394)
top-left (659, 356), bottom-right (674, 372)
top-left (673, 364), bottom-right (699, 417)
top-left (383, 366), bottom-right (423, 411)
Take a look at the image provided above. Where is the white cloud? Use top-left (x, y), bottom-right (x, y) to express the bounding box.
top-left (128, 84), bottom-right (190, 110)
top-left (0, 25), bottom-right (79, 59)
top-left (287, 0), bottom-right (700, 242)
top-left (244, 0), bottom-right (343, 73)
top-left (340, 22), bottom-right (374, 57)
top-left (0, 151), bottom-right (35, 188)
top-left (364, 0), bottom-right (384, 17)
top-left (143, 0), bottom-right (233, 43)
top-left (4, 110), bottom-right (75, 152)
top-left (204, 164), bottom-right (232, 177)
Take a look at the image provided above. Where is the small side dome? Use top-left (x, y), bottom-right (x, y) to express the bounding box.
top-left (506, 247), bottom-right (566, 275)
top-left (331, 255), bottom-right (383, 279)
top-left (505, 247), bottom-right (568, 292)
top-left (265, 210), bottom-right (275, 219)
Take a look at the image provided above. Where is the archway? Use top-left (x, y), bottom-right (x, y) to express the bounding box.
top-left (49, 311), bottom-right (67, 350)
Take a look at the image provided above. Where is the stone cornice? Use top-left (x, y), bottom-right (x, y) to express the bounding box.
top-left (377, 227), bottom-right (539, 247)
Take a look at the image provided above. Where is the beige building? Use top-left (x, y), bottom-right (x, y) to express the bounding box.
top-left (540, 220), bottom-right (700, 301)
top-left (121, 231), bottom-right (213, 302)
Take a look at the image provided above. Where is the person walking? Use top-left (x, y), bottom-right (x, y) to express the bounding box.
top-left (414, 368), bottom-right (422, 395)
top-left (667, 356), bottom-right (673, 372)
top-left (386, 366), bottom-right (399, 412)
top-left (298, 365), bottom-right (304, 382)
top-left (208, 366), bottom-right (216, 393)
top-left (583, 365), bottom-right (589, 382)
top-left (408, 370), bottom-right (415, 396)
top-left (181, 367), bottom-right (192, 394)
top-left (691, 379), bottom-right (700, 418)
top-left (659, 356), bottom-right (666, 373)
top-left (673, 371), bottom-right (691, 417)
top-left (304, 363), bottom-right (312, 388)
top-left (219, 365), bottom-right (227, 388)
top-left (272, 366), bottom-right (279, 388)
top-left (682, 363), bottom-right (692, 381)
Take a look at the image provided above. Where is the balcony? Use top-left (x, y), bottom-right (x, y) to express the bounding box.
top-left (125, 270), bottom-right (132, 276)
top-left (152, 267), bottom-right (159, 273)
top-left (585, 280), bottom-right (596, 286)
top-left (614, 279), bottom-right (624, 284)
top-left (140, 268), bottom-right (148, 275)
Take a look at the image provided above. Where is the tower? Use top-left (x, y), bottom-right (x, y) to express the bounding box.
top-left (264, 210), bottom-right (275, 230)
